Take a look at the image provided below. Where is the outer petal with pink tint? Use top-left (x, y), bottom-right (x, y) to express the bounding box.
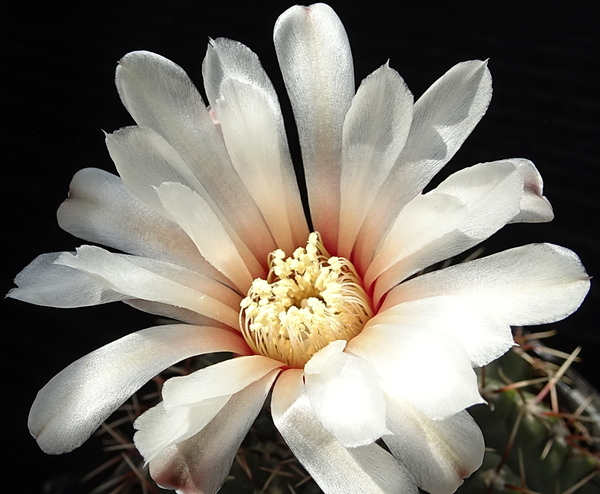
top-left (149, 371), bottom-right (280, 494)
top-left (29, 325), bottom-right (250, 455)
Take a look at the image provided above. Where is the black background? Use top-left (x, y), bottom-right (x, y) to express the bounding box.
top-left (3, 1), bottom-right (599, 491)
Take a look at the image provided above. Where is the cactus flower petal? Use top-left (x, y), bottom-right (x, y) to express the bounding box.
top-left (367, 296), bottom-right (514, 368)
top-left (304, 340), bottom-right (389, 447)
top-left (382, 243), bottom-right (590, 326)
top-left (272, 369), bottom-right (418, 494)
top-left (148, 370), bottom-right (279, 494)
top-left (133, 356), bottom-right (282, 463)
top-left (384, 395), bottom-right (485, 494)
top-left (274, 3), bottom-right (355, 249)
top-left (27, 325), bottom-right (250, 455)
top-left (353, 59), bottom-right (492, 268)
top-left (347, 322), bottom-right (485, 420)
top-left (366, 159), bottom-right (529, 302)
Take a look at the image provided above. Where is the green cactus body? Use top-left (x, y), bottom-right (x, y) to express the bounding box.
top-left (460, 332), bottom-right (600, 494)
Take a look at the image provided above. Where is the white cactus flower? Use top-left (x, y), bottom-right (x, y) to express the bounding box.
top-left (9, 3), bottom-right (590, 494)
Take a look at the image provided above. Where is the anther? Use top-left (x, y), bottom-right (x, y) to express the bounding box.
top-left (239, 232), bottom-right (372, 368)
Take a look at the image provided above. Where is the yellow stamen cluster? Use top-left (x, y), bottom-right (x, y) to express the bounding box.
top-left (240, 232), bottom-right (373, 368)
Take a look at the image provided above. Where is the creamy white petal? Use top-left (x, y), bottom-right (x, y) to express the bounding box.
top-left (212, 78), bottom-right (307, 255)
top-left (364, 192), bottom-right (466, 291)
top-left (157, 182), bottom-right (265, 292)
top-left (28, 324), bottom-right (249, 454)
top-left (274, 3), bottom-right (354, 249)
top-left (401, 60), bottom-right (492, 171)
top-left (105, 126), bottom-right (206, 220)
top-left (115, 51), bottom-right (276, 261)
top-left (304, 341), bottom-right (388, 447)
top-left (135, 396), bottom-right (231, 463)
top-left (149, 370), bottom-right (279, 494)
top-left (355, 60), bottom-right (492, 268)
top-left (272, 369), bottom-right (417, 494)
top-left (371, 296), bottom-right (513, 367)
top-left (384, 395), bottom-right (484, 494)
top-left (508, 158), bottom-right (554, 223)
top-left (367, 160), bottom-right (525, 302)
top-left (124, 299), bottom-right (229, 328)
top-left (8, 253), bottom-right (235, 325)
top-left (116, 50), bottom-right (210, 145)
top-left (338, 63), bottom-right (414, 259)
top-left (57, 167), bottom-right (225, 279)
top-left (135, 356), bottom-right (282, 462)
top-left (203, 38), bottom-right (308, 253)
top-left (347, 325), bottom-right (483, 419)
top-left (382, 243), bottom-right (591, 326)
top-left (116, 50), bottom-right (233, 182)
top-left (55, 246), bottom-right (241, 328)
top-left (433, 160), bottom-right (523, 236)
top-left (107, 127), bottom-right (273, 265)
top-left (203, 37), bottom-right (272, 108)
top-left (161, 355), bottom-right (283, 409)
top-left (7, 252), bottom-right (127, 307)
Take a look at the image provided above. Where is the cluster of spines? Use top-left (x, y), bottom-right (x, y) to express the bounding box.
top-left (459, 329), bottom-right (600, 494)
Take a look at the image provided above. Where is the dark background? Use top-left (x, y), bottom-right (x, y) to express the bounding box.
top-left (3, 1), bottom-right (598, 491)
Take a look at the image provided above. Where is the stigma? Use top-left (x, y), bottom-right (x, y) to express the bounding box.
top-left (239, 232), bottom-right (373, 368)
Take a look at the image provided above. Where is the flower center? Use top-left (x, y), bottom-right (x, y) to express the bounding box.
top-left (239, 232), bottom-right (373, 368)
